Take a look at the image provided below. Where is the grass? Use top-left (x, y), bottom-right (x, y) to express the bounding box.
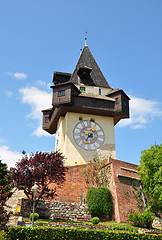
top-left (0, 231), bottom-right (5, 240)
top-left (23, 217), bottom-right (54, 223)
top-left (99, 221), bottom-right (137, 228)
top-left (22, 218), bottom-right (138, 232)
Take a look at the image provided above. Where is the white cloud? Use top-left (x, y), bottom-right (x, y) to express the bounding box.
top-left (34, 80), bottom-right (47, 88)
top-left (34, 80), bottom-right (52, 91)
top-left (0, 145), bottom-right (22, 169)
top-left (19, 87), bottom-right (52, 137)
top-left (118, 95), bottom-right (162, 129)
top-left (7, 72), bottom-right (28, 80)
top-left (14, 73), bottom-right (28, 79)
top-left (5, 90), bottom-right (13, 97)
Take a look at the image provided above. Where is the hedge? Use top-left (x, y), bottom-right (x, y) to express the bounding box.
top-left (6, 227), bottom-right (162, 240)
top-left (86, 187), bottom-right (113, 218)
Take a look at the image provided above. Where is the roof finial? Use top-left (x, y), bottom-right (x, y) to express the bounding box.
top-left (85, 31), bottom-right (87, 46)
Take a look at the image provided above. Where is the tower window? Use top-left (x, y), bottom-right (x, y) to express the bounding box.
top-left (80, 86), bottom-right (86, 92)
top-left (45, 117), bottom-right (49, 123)
top-left (115, 97), bottom-right (119, 104)
top-left (99, 89), bottom-right (101, 95)
top-left (79, 116), bottom-right (82, 121)
top-left (58, 90), bottom-right (65, 97)
top-left (123, 100), bottom-right (127, 107)
top-left (90, 118), bottom-right (95, 122)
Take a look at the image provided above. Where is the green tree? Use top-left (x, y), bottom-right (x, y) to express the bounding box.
top-left (0, 160), bottom-right (12, 191)
top-left (83, 155), bottom-right (111, 188)
top-left (137, 144), bottom-right (162, 215)
top-left (0, 160), bottom-right (12, 229)
top-left (86, 187), bottom-right (113, 219)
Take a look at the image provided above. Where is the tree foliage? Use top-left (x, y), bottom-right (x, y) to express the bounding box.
top-left (0, 160), bottom-right (12, 193)
top-left (86, 187), bottom-right (113, 219)
top-left (128, 207), bottom-right (155, 228)
top-left (0, 160), bottom-right (12, 230)
top-left (11, 151), bottom-right (67, 206)
top-left (83, 155), bottom-right (111, 188)
top-left (137, 144), bottom-right (162, 215)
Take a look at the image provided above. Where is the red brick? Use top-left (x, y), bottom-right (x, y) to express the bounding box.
top-left (49, 159), bottom-right (142, 223)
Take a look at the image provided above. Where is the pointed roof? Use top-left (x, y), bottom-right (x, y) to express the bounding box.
top-left (69, 46), bottom-right (111, 88)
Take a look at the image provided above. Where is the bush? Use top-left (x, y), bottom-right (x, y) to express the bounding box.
top-left (92, 217), bottom-right (100, 224)
top-left (86, 187), bottom-right (113, 219)
top-left (30, 213), bottom-right (39, 221)
top-left (6, 227), bottom-right (162, 240)
top-left (0, 230), bottom-right (5, 239)
top-left (128, 209), bottom-right (155, 228)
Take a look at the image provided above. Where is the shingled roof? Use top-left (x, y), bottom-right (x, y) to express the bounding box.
top-left (79, 92), bottom-right (115, 101)
top-left (69, 46), bottom-right (111, 88)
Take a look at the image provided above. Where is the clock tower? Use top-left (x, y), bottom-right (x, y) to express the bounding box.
top-left (42, 46), bottom-right (130, 166)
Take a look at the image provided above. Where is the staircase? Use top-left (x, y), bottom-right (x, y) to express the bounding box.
top-left (5, 188), bottom-right (25, 226)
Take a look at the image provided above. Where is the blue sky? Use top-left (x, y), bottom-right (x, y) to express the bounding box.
top-left (0, 0), bottom-right (162, 168)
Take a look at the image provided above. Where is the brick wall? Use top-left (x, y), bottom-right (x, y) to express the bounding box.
top-left (108, 158), bottom-right (143, 222)
top-left (52, 164), bottom-right (89, 203)
top-left (50, 159), bottom-right (144, 223)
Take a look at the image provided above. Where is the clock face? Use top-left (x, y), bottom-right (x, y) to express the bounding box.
top-left (73, 120), bottom-right (105, 151)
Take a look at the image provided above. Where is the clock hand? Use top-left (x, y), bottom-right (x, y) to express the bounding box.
top-left (90, 126), bottom-right (95, 132)
top-left (84, 132), bottom-right (93, 142)
top-left (83, 128), bottom-right (95, 144)
top-left (84, 130), bottom-right (89, 135)
top-left (88, 133), bottom-right (93, 138)
top-left (85, 135), bottom-right (89, 141)
top-left (84, 133), bottom-right (91, 143)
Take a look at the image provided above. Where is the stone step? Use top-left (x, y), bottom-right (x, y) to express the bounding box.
top-left (5, 188), bottom-right (26, 227)
top-left (7, 215), bottom-right (19, 227)
top-left (5, 188), bottom-right (25, 213)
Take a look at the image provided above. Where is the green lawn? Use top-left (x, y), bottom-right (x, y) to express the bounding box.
top-left (22, 218), bottom-right (138, 232)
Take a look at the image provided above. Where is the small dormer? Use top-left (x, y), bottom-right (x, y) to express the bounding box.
top-left (42, 108), bottom-right (52, 131)
top-left (53, 71), bottom-right (72, 85)
top-left (77, 66), bottom-right (92, 79)
top-left (51, 82), bottom-right (80, 107)
top-left (106, 89), bottom-right (130, 124)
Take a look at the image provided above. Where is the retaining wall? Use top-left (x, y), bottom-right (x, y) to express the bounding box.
top-left (20, 199), bottom-right (91, 222)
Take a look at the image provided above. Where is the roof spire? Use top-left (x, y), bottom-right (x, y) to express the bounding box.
top-left (85, 31), bottom-right (87, 46)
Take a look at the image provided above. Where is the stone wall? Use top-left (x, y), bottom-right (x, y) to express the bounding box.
top-left (20, 199), bottom-right (50, 219)
top-left (20, 199), bottom-right (91, 222)
top-left (49, 202), bottom-right (91, 222)
top-left (152, 217), bottom-right (162, 230)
